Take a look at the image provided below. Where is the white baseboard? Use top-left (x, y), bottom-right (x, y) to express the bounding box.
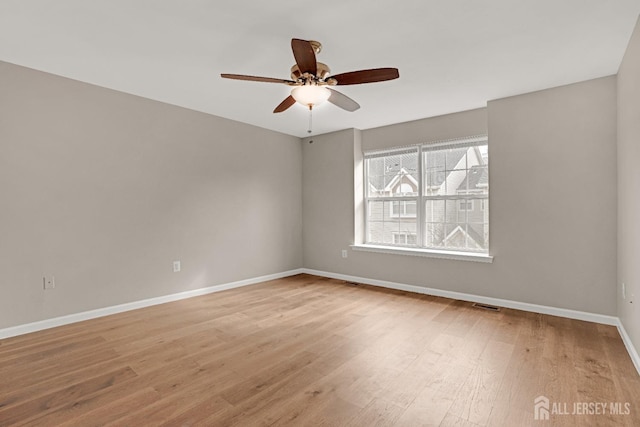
top-left (301, 268), bottom-right (619, 325)
top-left (0, 268), bottom-right (304, 340)
top-left (616, 319), bottom-right (640, 376)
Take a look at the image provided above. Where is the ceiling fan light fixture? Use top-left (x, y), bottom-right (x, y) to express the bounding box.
top-left (291, 85), bottom-right (330, 108)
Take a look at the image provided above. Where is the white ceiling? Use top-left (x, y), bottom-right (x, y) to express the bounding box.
top-left (1, 1), bottom-right (639, 138)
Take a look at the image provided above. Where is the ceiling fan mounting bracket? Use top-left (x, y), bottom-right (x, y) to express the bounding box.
top-left (308, 40), bottom-right (322, 54)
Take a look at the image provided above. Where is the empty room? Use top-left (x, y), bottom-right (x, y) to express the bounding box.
top-left (2, 1), bottom-right (640, 426)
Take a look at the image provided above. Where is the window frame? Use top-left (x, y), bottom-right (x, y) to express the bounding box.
top-left (363, 136), bottom-right (490, 257)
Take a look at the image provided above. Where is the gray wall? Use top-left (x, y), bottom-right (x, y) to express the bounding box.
top-left (0, 61), bottom-right (302, 329)
top-left (618, 17), bottom-right (640, 355)
top-left (303, 79), bottom-right (617, 315)
top-left (0, 52), bottom-right (625, 330)
top-left (302, 129), bottom-right (357, 269)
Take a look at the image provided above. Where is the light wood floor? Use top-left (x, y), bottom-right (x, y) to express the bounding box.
top-left (1, 274), bottom-right (639, 426)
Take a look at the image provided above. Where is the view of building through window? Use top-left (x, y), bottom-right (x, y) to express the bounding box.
top-left (364, 137), bottom-right (489, 253)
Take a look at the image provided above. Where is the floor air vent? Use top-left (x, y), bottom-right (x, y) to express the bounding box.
top-left (472, 302), bottom-right (501, 312)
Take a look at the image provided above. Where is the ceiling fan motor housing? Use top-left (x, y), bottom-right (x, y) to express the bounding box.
top-left (290, 62), bottom-right (331, 81)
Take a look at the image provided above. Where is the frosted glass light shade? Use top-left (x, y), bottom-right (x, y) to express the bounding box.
top-left (291, 85), bottom-right (330, 107)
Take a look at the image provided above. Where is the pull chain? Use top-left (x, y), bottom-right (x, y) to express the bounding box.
top-left (307, 105), bottom-right (313, 135)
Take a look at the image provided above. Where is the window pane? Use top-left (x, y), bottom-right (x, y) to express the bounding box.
top-left (445, 169), bottom-right (467, 194)
top-left (367, 200), bottom-right (385, 243)
top-left (424, 145), bottom-right (489, 196)
top-left (425, 169), bottom-right (446, 194)
top-left (425, 199), bottom-right (445, 223)
top-left (405, 201), bottom-right (417, 216)
top-left (367, 200), bottom-right (417, 246)
top-left (469, 223), bottom-right (489, 251)
top-left (445, 148), bottom-right (468, 171)
top-left (473, 165), bottom-right (489, 192)
top-left (391, 200), bottom-right (417, 218)
top-left (424, 198), bottom-right (488, 252)
top-left (393, 234), bottom-right (406, 244)
top-left (366, 150), bottom-right (418, 198)
top-left (460, 165), bottom-right (489, 195)
top-left (467, 198), bottom-right (487, 225)
top-left (458, 200), bottom-right (473, 211)
top-left (382, 218), bottom-right (400, 245)
top-left (393, 232), bottom-right (417, 246)
top-left (395, 181), bottom-right (416, 196)
top-left (445, 199), bottom-right (461, 223)
top-left (425, 223), bottom-right (445, 248)
top-left (444, 223), bottom-right (468, 249)
top-left (367, 175), bottom-right (385, 198)
top-left (424, 150), bottom-right (445, 170)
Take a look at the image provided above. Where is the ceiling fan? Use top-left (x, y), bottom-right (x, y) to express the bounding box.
top-left (221, 38), bottom-right (399, 114)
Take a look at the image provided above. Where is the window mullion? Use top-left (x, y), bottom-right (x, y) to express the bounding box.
top-left (373, 196), bottom-right (418, 201)
top-left (364, 158), bottom-right (369, 244)
top-left (417, 145), bottom-right (424, 248)
top-left (423, 195), bottom-right (487, 200)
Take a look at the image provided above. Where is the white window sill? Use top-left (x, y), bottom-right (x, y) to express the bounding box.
top-left (350, 244), bottom-right (494, 263)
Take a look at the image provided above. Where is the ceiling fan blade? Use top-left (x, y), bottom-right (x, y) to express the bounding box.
top-left (273, 95), bottom-right (296, 113)
top-left (327, 88), bottom-right (360, 112)
top-left (221, 73), bottom-right (295, 84)
top-left (291, 39), bottom-right (317, 75)
top-left (331, 68), bottom-right (399, 85)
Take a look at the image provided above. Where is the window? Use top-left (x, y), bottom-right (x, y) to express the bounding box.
top-left (393, 232), bottom-right (417, 245)
top-left (391, 200), bottom-right (417, 218)
top-left (458, 200), bottom-right (474, 211)
top-left (364, 136), bottom-right (489, 253)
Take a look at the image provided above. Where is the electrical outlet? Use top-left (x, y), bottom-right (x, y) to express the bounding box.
top-left (173, 260), bottom-right (181, 273)
top-left (622, 282), bottom-right (626, 299)
top-left (341, 249), bottom-right (348, 258)
top-left (43, 276), bottom-right (55, 290)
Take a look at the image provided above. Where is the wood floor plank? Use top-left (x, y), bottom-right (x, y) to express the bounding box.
top-left (0, 355), bottom-right (135, 414)
top-left (0, 348), bottom-right (122, 395)
top-left (0, 367), bottom-right (137, 425)
top-left (26, 386), bottom-right (159, 427)
top-left (344, 397), bottom-right (406, 427)
top-left (0, 274), bottom-right (638, 426)
top-left (396, 384), bottom-right (455, 426)
top-left (105, 380), bottom-right (234, 426)
top-left (447, 340), bottom-right (514, 425)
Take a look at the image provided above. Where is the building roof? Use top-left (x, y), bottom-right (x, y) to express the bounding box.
top-left (458, 165), bottom-right (488, 192)
top-left (368, 149), bottom-right (469, 192)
